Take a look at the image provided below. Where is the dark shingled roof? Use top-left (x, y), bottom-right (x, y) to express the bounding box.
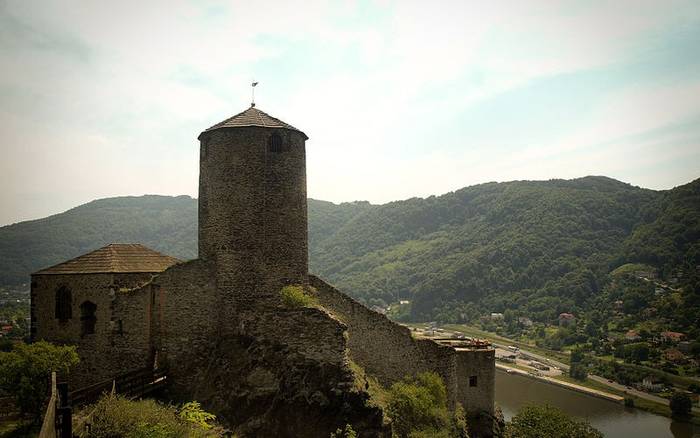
top-left (33, 243), bottom-right (180, 275)
top-left (200, 106), bottom-right (308, 139)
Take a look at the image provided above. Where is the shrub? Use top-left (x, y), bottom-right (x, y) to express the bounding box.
top-left (179, 401), bottom-right (216, 430)
top-left (330, 424), bottom-right (357, 438)
top-left (80, 395), bottom-right (221, 438)
top-left (280, 285), bottom-right (317, 308)
top-left (505, 405), bottom-right (602, 438)
top-left (569, 363), bottom-right (588, 381)
top-left (386, 372), bottom-right (467, 438)
top-left (0, 341), bottom-right (79, 418)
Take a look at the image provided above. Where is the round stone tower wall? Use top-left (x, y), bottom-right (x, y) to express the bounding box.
top-left (198, 126), bottom-right (308, 302)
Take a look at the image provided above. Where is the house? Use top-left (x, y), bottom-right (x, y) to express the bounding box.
top-left (399, 300), bottom-right (410, 305)
top-left (625, 330), bottom-right (641, 342)
top-left (660, 331), bottom-right (686, 343)
top-left (613, 300), bottom-right (624, 310)
top-left (558, 313), bottom-right (576, 326)
top-left (634, 270), bottom-right (656, 279)
top-left (641, 376), bottom-right (664, 392)
top-left (370, 305), bottom-right (387, 315)
top-left (490, 313), bottom-right (504, 320)
top-left (664, 348), bottom-right (687, 363)
top-left (518, 317), bottom-right (533, 327)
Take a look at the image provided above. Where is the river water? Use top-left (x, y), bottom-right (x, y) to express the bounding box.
top-left (496, 369), bottom-right (700, 438)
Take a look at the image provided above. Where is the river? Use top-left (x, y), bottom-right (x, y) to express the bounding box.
top-left (496, 369), bottom-right (700, 438)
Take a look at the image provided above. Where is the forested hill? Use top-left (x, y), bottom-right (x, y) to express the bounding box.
top-left (1, 176), bottom-right (698, 323)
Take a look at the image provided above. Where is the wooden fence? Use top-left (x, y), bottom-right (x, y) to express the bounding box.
top-left (37, 367), bottom-right (168, 437)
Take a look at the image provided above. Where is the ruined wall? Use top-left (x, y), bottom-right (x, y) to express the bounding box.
top-left (147, 259), bottom-right (219, 396)
top-left (145, 258), bottom-right (385, 437)
top-left (30, 272), bottom-right (155, 387)
top-left (198, 127), bottom-right (308, 303)
top-left (310, 275), bottom-right (495, 424)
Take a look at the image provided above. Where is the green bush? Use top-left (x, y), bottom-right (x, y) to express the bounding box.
top-left (0, 341), bottom-right (79, 418)
top-left (330, 424), bottom-right (357, 438)
top-left (386, 372), bottom-right (468, 438)
top-left (280, 285), bottom-right (317, 308)
top-left (669, 392), bottom-right (692, 418)
top-left (179, 401), bottom-right (216, 430)
top-left (80, 395), bottom-right (221, 438)
top-left (569, 363), bottom-right (588, 381)
top-left (505, 405), bottom-right (602, 438)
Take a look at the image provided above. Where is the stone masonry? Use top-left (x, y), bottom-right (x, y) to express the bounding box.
top-left (31, 105), bottom-right (495, 437)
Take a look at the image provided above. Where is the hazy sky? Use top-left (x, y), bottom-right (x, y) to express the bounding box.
top-left (1, 0), bottom-right (699, 226)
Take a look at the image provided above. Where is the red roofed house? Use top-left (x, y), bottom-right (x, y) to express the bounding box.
top-left (660, 331), bottom-right (686, 343)
top-left (558, 313), bottom-right (576, 327)
top-left (664, 348), bottom-right (687, 363)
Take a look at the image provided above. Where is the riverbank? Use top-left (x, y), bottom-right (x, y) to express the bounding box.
top-left (408, 322), bottom-right (700, 425)
top-left (496, 363), bottom-right (624, 403)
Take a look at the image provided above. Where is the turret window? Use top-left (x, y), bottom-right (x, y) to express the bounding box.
top-left (268, 134), bottom-right (283, 153)
top-left (80, 301), bottom-right (97, 336)
top-left (55, 286), bottom-right (72, 321)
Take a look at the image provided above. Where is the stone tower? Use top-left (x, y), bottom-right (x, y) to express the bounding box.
top-left (197, 106), bottom-right (309, 302)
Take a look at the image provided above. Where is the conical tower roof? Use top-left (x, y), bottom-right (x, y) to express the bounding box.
top-left (199, 106), bottom-right (307, 139)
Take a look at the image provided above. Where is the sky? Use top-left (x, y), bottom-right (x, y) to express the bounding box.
top-left (1, 0), bottom-right (699, 226)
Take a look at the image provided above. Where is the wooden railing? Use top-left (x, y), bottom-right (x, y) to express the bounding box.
top-left (70, 366), bottom-right (168, 407)
top-left (36, 367), bottom-right (168, 437)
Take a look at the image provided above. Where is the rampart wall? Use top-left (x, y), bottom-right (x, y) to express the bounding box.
top-left (310, 275), bottom-right (495, 427)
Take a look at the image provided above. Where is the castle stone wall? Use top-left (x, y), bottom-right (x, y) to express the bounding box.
top-left (30, 272), bottom-right (155, 387)
top-left (145, 259), bottom-right (219, 396)
top-left (455, 348), bottom-right (496, 417)
top-left (310, 275), bottom-right (494, 427)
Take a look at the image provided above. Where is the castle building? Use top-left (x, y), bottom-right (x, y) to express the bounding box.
top-left (31, 106), bottom-right (495, 437)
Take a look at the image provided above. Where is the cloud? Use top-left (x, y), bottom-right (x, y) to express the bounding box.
top-left (0, 0), bottom-right (699, 225)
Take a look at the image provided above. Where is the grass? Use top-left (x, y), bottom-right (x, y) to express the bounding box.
top-left (348, 359), bottom-right (389, 410)
top-left (75, 395), bottom-right (223, 438)
top-left (0, 419), bottom-right (38, 438)
top-left (280, 285), bottom-right (318, 308)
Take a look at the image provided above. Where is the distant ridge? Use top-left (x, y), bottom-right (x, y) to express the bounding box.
top-left (1, 176), bottom-right (698, 324)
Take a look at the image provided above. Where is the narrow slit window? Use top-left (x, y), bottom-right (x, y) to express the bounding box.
top-left (55, 286), bottom-right (72, 321)
top-left (469, 375), bottom-right (478, 387)
top-left (268, 134), bottom-right (283, 153)
top-left (80, 301), bottom-right (97, 336)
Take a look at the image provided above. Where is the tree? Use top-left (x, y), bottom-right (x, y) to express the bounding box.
top-left (386, 372), bottom-right (468, 438)
top-left (0, 341), bottom-right (79, 418)
top-left (505, 405), bottom-right (603, 438)
top-left (669, 392), bottom-right (692, 418)
top-left (569, 363), bottom-right (588, 381)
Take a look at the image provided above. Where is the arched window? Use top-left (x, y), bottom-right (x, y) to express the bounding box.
top-left (55, 286), bottom-right (72, 321)
top-left (80, 301), bottom-right (97, 336)
top-left (268, 133), bottom-right (283, 153)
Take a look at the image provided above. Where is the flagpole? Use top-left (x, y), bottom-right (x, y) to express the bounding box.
top-left (251, 81), bottom-right (258, 107)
